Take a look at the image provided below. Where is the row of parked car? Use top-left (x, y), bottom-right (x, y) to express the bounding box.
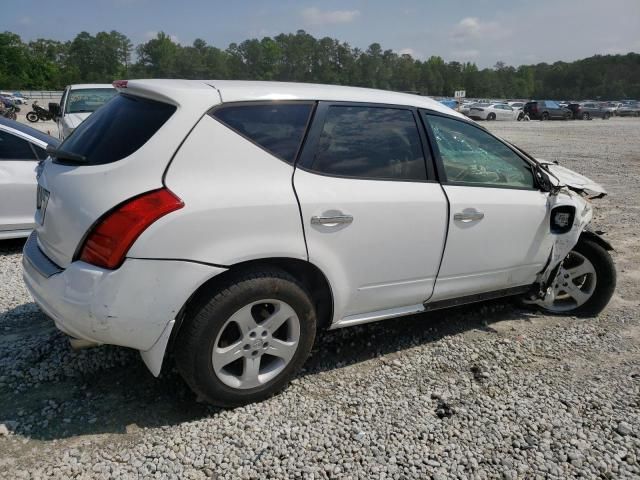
top-left (451, 98), bottom-right (640, 121)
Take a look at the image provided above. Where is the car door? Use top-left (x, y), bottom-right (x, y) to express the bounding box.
top-left (502, 105), bottom-right (516, 120)
top-left (422, 112), bottom-right (553, 302)
top-left (546, 100), bottom-right (563, 119)
top-left (294, 102), bottom-right (449, 323)
top-left (56, 87), bottom-right (69, 139)
top-left (0, 130), bottom-right (39, 235)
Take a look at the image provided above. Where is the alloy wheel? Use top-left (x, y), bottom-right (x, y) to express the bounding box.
top-left (211, 299), bottom-right (301, 389)
top-left (545, 251), bottom-right (597, 312)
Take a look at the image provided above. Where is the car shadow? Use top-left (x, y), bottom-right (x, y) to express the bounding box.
top-left (0, 238), bottom-right (27, 256)
top-left (0, 296), bottom-right (539, 441)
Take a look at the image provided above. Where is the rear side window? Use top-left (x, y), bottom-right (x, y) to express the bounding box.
top-left (58, 94), bottom-right (176, 165)
top-left (0, 131), bottom-right (37, 160)
top-left (211, 103), bottom-right (313, 164)
top-left (309, 106), bottom-right (427, 181)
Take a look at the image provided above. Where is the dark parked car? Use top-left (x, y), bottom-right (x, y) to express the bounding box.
top-left (617, 102), bottom-right (640, 117)
top-left (523, 100), bottom-right (572, 120)
top-left (566, 102), bottom-right (610, 120)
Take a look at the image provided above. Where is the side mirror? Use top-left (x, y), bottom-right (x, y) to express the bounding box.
top-left (49, 102), bottom-right (61, 118)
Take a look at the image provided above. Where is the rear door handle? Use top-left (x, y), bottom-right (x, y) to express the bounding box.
top-left (311, 214), bottom-right (353, 226)
top-left (454, 210), bottom-right (484, 223)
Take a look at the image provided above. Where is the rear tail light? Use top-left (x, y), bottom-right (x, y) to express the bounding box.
top-left (112, 79), bottom-right (128, 88)
top-left (78, 188), bottom-right (184, 269)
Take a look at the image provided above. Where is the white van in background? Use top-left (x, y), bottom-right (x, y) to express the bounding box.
top-left (49, 84), bottom-right (116, 140)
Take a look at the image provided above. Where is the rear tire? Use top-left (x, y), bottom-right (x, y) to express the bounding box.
top-left (582, 112), bottom-right (590, 120)
top-left (541, 112), bottom-right (549, 121)
top-left (539, 238), bottom-right (616, 317)
top-left (487, 113), bottom-right (496, 121)
top-left (175, 268), bottom-right (317, 407)
top-left (26, 112), bottom-right (39, 123)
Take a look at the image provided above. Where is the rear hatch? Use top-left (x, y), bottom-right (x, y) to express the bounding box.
top-left (35, 81), bottom-right (220, 268)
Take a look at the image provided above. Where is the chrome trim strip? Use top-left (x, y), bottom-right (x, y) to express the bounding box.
top-left (329, 304), bottom-right (426, 329)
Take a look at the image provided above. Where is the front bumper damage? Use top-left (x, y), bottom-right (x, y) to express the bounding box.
top-left (526, 160), bottom-right (610, 308)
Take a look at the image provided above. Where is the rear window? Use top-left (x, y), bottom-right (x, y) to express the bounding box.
top-left (211, 103), bottom-right (313, 164)
top-left (57, 94), bottom-right (176, 165)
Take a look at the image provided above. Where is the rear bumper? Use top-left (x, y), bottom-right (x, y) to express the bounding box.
top-left (23, 232), bottom-right (226, 361)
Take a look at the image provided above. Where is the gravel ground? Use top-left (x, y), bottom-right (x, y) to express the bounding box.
top-left (1, 117), bottom-right (639, 479)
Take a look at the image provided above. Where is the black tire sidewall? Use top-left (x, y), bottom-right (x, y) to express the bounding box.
top-left (26, 112), bottom-right (38, 122)
top-left (177, 271), bottom-right (317, 407)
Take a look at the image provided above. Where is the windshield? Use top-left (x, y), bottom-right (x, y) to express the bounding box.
top-left (65, 88), bottom-right (117, 114)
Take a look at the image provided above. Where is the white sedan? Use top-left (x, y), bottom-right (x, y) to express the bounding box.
top-left (468, 103), bottom-right (520, 121)
top-left (0, 118), bottom-right (59, 239)
top-left (24, 80), bottom-right (616, 406)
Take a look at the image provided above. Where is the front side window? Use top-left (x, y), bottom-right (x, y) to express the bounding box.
top-left (546, 101), bottom-right (560, 109)
top-left (65, 88), bottom-right (117, 114)
top-left (212, 103), bottom-right (313, 164)
top-left (0, 131), bottom-right (36, 160)
top-left (310, 106), bottom-right (427, 181)
top-left (424, 114), bottom-right (534, 189)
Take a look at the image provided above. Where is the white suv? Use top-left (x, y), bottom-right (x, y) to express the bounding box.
top-left (23, 80), bottom-right (616, 406)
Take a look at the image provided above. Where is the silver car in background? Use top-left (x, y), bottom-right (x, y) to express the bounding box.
top-left (0, 117), bottom-right (60, 239)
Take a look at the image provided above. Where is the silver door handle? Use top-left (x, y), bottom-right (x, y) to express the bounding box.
top-left (454, 211), bottom-right (484, 222)
top-left (311, 215), bottom-right (353, 226)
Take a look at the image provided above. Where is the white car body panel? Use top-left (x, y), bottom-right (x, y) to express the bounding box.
top-left (23, 254), bottom-right (225, 357)
top-left (431, 186), bottom-right (553, 301)
top-left (133, 114), bottom-right (307, 264)
top-left (0, 160), bottom-right (37, 235)
top-left (539, 160), bottom-right (607, 196)
top-left (36, 85), bottom-right (221, 268)
top-left (293, 169), bottom-right (448, 321)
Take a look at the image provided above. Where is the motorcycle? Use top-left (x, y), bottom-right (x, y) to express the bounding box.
top-left (1, 104), bottom-right (20, 121)
top-left (26, 101), bottom-right (54, 123)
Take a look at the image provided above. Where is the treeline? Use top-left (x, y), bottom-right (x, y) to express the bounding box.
top-left (1, 29), bottom-right (639, 99)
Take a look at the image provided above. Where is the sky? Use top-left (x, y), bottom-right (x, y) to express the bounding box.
top-left (2, 0), bottom-right (639, 67)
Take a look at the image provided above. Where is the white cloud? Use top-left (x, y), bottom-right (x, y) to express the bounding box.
top-left (398, 48), bottom-right (421, 58)
top-left (301, 7), bottom-right (360, 26)
top-left (451, 17), bottom-right (511, 43)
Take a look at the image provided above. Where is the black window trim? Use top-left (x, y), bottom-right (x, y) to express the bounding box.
top-left (297, 101), bottom-right (437, 183)
top-left (208, 100), bottom-right (317, 166)
top-left (420, 109), bottom-right (543, 192)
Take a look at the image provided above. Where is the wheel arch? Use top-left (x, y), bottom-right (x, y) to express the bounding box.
top-left (168, 257), bottom-right (335, 353)
top-left (580, 229), bottom-right (614, 251)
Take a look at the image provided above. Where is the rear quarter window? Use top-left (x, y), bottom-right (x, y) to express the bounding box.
top-left (57, 94), bottom-right (176, 165)
top-left (210, 103), bottom-right (313, 164)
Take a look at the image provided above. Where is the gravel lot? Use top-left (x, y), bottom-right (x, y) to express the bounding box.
top-left (1, 117), bottom-right (639, 479)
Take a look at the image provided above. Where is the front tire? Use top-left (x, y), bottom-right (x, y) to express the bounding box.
top-left (176, 269), bottom-right (317, 406)
top-left (26, 112), bottom-right (39, 122)
top-left (540, 238), bottom-right (616, 317)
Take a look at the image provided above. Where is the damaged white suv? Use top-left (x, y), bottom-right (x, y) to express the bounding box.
top-left (23, 80), bottom-right (616, 406)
